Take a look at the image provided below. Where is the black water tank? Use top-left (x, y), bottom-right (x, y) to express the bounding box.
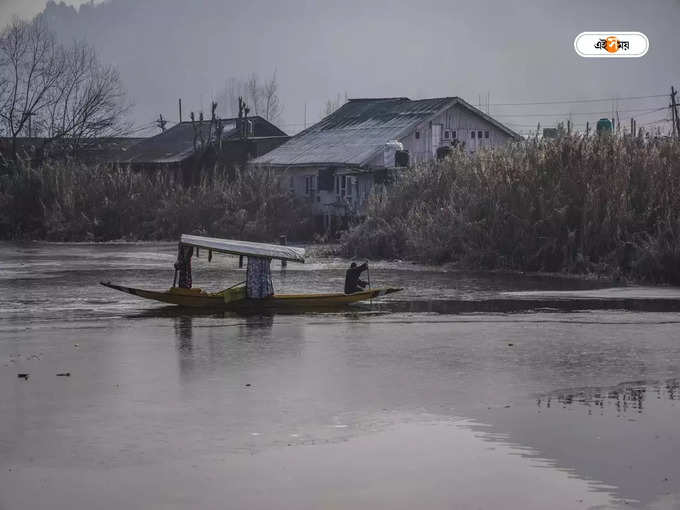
top-left (395, 149), bottom-right (410, 167)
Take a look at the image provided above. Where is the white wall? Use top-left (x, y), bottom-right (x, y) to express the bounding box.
top-left (399, 103), bottom-right (515, 164)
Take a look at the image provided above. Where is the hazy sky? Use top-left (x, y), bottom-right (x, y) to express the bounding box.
top-left (1, 0), bottom-right (679, 136)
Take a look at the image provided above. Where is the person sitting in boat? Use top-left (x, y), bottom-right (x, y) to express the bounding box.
top-left (344, 262), bottom-right (368, 294)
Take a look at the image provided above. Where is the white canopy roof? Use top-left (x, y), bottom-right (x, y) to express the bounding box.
top-left (180, 234), bottom-right (305, 263)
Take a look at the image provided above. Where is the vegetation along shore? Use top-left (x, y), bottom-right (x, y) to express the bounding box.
top-left (1, 134), bottom-right (679, 284)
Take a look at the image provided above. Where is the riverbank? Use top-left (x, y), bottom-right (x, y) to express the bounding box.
top-left (339, 136), bottom-right (680, 285)
top-left (3, 135), bottom-right (679, 284)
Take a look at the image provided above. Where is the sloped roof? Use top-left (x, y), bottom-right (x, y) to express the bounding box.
top-left (120, 116), bottom-right (287, 164)
top-left (251, 97), bottom-right (521, 168)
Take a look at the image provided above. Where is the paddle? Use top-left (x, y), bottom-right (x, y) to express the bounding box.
top-left (366, 262), bottom-right (372, 305)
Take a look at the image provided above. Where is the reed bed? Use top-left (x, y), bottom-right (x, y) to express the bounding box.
top-left (0, 163), bottom-right (314, 242)
top-left (339, 135), bottom-right (680, 284)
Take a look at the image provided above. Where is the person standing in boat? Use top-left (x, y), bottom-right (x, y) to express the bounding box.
top-left (344, 262), bottom-right (368, 294)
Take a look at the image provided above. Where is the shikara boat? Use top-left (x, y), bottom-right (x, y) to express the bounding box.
top-left (101, 235), bottom-right (402, 309)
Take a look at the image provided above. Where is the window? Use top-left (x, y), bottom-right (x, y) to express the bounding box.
top-left (484, 130), bottom-right (489, 139)
top-left (335, 175), bottom-right (347, 197)
top-left (444, 130), bottom-right (450, 139)
top-left (305, 175), bottom-right (316, 196)
top-left (289, 175), bottom-right (295, 193)
top-left (452, 130), bottom-right (457, 139)
top-left (347, 176), bottom-right (352, 197)
top-left (478, 130), bottom-right (483, 139)
top-left (471, 131), bottom-right (476, 139)
top-left (415, 130), bottom-right (420, 139)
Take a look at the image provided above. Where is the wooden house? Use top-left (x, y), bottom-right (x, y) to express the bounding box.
top-left (251, 96), bottom-right (520, 230)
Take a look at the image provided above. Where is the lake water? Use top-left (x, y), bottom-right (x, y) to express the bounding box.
top-left (2, 242), bottom-right (680, 509)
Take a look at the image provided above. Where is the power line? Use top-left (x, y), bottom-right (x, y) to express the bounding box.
top-left (489, 93), bottom-right (668, 107)
top-left (640, 117), bottom-right (672, 127)
top-left (491, 106), bottom-right (669, 118)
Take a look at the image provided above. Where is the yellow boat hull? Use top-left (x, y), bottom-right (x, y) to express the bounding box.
top-left (100, 282), bottom-right (402, 309)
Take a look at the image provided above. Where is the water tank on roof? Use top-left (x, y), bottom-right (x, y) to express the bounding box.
top-left (596, 118), bottom-right (613, 135)
top-left (383, 140), bottom-right (403, 168)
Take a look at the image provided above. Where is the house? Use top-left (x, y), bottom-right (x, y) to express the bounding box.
top-left (251, 96), bottom-right (521, 230)
top-left (116, 115), bottom-right (289, 183)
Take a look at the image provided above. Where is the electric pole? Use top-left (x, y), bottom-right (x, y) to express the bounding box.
top-left (671, 86), bottom-right (680, 139)
top-left (156, 114), bottom-right (167, 132)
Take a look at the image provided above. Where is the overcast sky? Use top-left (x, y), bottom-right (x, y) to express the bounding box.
top-left (1, 0), bottom-right (679, 136)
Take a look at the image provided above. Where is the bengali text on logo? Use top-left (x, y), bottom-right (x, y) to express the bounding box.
top-left (574, 32), bottom-right (648, 58)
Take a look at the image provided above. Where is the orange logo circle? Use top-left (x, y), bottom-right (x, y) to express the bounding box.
top-left (606, 36), bottom-right (619, 53)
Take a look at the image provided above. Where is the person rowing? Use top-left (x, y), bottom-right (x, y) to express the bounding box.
top-left (344, 262), bottom-right (369, 294)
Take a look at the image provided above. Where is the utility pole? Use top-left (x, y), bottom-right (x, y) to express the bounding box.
top-left (178, 98), bottom-right (183, 123)
top-left (671, 86), bottom-right (680, 139)
top-left (156, 114), bottom-right (167, 132)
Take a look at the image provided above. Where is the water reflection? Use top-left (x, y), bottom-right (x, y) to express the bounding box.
top-left (468, 378), bottom-right (680, 508)
top-left (538, 379), bottom-right (680, 415)
top-left (174, 316), bottom-right (193, 352)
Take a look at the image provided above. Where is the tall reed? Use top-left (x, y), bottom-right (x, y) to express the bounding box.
top-left (0, 162), bottom-right (314, 242)
top-left (340, 135), bottom-right (680, 283)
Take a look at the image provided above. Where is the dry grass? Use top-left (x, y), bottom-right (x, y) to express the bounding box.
top-left (0, 162), bottom-right (314, 242)
top-left (339, 135), bottom-right (680, 283)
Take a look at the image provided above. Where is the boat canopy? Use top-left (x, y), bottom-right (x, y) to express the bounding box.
top-left (180, 234), bottom-right (305, 263)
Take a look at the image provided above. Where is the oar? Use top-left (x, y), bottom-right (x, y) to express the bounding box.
top-left (225, 280), bottom-right (246, 290)
top-left (367, 262), bottom-right (372, 305)
top-left (222, 280), bottom-right (246, 291)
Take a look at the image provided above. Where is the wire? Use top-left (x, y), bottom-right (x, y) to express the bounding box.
top-left (491, 106), bottom-right (669, 118)
top-left (489, 93), bottom-right (669, 107)
top-left (640, 118), bottom-right (672, 127)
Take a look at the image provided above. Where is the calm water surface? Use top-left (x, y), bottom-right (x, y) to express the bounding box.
top-left (2, 242), bottom-right (680, 509)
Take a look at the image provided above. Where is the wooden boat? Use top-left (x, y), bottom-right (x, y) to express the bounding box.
top-left (101, 234), bottom-right (402, 309)
top-left (100, 282), bottom-right (402, 309)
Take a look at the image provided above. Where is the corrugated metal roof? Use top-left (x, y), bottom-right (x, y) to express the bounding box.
top-left (181, 234), bottom-right (305, 262)
top-left (251, 97), bottom-right (520, 167)
top-left (121, 116), bottom-right (287, 164)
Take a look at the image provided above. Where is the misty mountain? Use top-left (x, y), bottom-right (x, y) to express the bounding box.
top-left (36, 0), bottom-right (680, 136)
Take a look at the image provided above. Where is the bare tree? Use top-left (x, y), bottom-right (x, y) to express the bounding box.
top-left (262, 70), bottom-right (282, 123)
top-left (0, 17), bottom-right (63, 159)
top-left (42, 40), bottom-right (129, 154)
top-left (220, 77), bottom-right (243, 117)
top-left (323, 91), bottom-right (348, 117)
top-left (246, 73), bottom-right (262, 116)
top-left (218, 71), bottom-right (282, 122)
top-left (0, 18), bottom-right (129, 161)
